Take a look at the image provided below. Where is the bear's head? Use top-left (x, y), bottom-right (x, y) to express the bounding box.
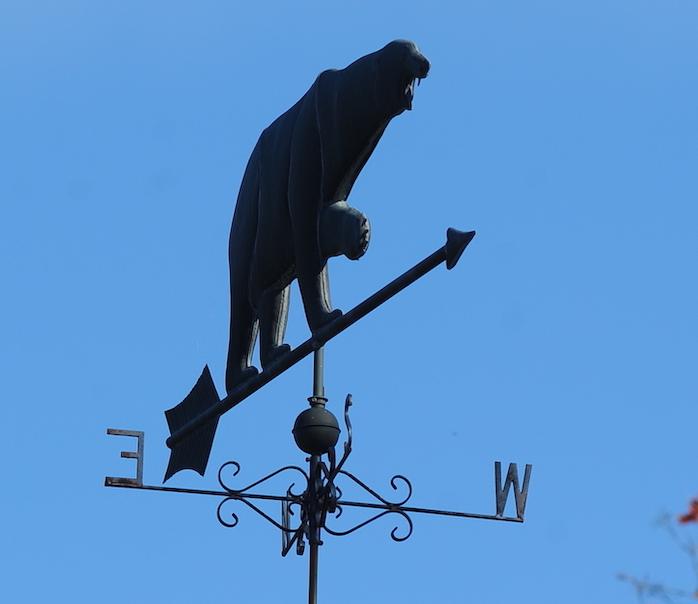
top-left (374, 40), bottom-right (430, 118)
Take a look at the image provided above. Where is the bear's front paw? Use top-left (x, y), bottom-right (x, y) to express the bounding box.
top-left (348, 216), bottom-right (370, 260)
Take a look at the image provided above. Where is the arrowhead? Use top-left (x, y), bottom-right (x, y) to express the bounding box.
top-left (445, 228), bottom-right (476, 270)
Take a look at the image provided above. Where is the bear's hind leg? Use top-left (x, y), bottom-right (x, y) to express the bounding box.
top-left (226, 297), bottom-right (260, 394)
top-left (259, 285), bottom-right (291, 370)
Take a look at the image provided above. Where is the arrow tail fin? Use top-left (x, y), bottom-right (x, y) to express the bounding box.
top-left (164, 365), bottom-right (220, 481)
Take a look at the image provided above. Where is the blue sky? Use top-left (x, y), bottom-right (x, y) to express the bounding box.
top-left (2, 1), bottom-right (697, 602)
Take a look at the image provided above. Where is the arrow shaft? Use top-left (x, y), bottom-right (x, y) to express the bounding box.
top-left (167, 246), bottom-right (447, 449)
top-left (315, 247), bottom-right (445, 343)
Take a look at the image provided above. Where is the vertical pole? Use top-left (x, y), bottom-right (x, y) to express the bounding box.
top-left (308, 455), bottom-right (319, 604)
top-left (313, 346), bottom-right (324, 400)
top-left (308, 347), bottom-right (324, 604)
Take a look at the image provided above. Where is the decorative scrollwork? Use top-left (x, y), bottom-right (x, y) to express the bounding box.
top-left (217, 461), bottom-right (308, 496)
top-left (215, 460), bottom-right (308, 534)
top-left (342, 394), bottom-right (353, 455)
top-left (322, 463), bottom-right (415, 542)
top-left (210, 400), bottom-right (419, 547)
top-left (324, 508), bottom-right (414, 542)
top-left (282, 487), bottom-right (306, 556)
top-left (216, 498), bottom-right (240, 528)
top-left (337, 471), bottom-right (413, 507)
top-left (332, 395), bottom-right (354, 477)
top-left (216, 495), bottom-right (302, 533)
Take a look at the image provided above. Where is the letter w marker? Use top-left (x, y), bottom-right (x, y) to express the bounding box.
top-left (495, 462), bottom-right (532, 520)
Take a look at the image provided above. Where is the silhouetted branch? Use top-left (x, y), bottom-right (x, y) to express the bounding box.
top-left (619, 503), bottom-right (698, 603)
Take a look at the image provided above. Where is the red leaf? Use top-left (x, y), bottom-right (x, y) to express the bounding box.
top-left (678, 499), bottom-right (698, 524)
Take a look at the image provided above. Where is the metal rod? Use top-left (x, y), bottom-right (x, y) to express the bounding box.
top-left (104, 481), bottom-right (523, 523)
top-left (308, 530), bottom-right (319, 604)
top-left (313, 348), bottom-right (324, 400)
top-left (308, 454), bottom-right (321, 604)
top-left (336, 499), bottom-right (524, 522)
top-left (166, 231), bottom-right (473, 449)
top-left (308, 349), bottom-right (324, 603)
top-left (103, 480), bottom-right (299, 503)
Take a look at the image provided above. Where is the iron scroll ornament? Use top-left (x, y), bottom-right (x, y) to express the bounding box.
top-left (106, 391), bottom-right (532, 603)
top-left (187, 396), bottom-right (528, 549)
top-left (215, 462), bottom-right (307, 533)
top-left (323, 472), bottom-right (415, 542)
top-left (107, 395), bottom-right (531, 548)
top-left (211, 396), bottom-right (418, 546)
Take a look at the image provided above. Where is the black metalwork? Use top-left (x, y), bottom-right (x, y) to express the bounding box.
top-left (225, 41), bottom-right (430, 396)
top-left (107, 382), bottom-right (532, 603)
top-left (107, 392), bottom-right (531, 543)
top-left (104, 41), bottom-right (535, 604)
top-left (163, 227), bottom-right (476, 481)
top-left (215, 461), bottom-right (307, 533)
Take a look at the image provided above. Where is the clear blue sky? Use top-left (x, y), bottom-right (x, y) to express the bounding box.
top-left (2, 1), bottom-right (697, 602)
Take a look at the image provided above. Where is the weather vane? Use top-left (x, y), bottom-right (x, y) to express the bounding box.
top-left (105, 40), bottom-right (533, 603)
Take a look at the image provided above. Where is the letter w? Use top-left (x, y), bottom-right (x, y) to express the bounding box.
top-left (495, 462), bottom-right (532, 520)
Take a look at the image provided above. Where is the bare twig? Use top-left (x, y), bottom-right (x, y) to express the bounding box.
top-left (618, 506), bottom-right (698, 603)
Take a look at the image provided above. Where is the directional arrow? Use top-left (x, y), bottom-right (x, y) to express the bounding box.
top-left (164, 228), bottom-right (475, 481)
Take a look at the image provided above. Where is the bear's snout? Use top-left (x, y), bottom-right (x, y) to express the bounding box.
top-left (408, 52), bottom-right (430, 79)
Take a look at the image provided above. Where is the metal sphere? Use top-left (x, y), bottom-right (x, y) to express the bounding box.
top-left (292, 406), bottom-right (340, 455)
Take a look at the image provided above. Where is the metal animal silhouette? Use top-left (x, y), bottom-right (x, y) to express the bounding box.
top-left (162, 40), bottom-right (476, 482)
top-left (225, 40), bottom-right (430, 393)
